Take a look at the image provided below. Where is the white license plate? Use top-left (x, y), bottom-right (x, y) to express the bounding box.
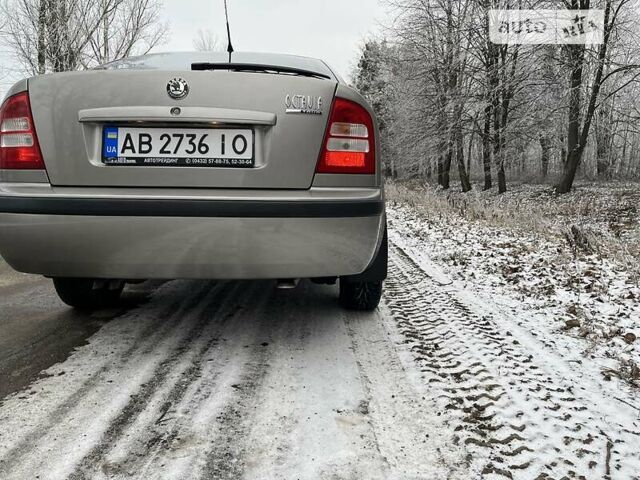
top-left (102, 127), bottom-right (254, 167)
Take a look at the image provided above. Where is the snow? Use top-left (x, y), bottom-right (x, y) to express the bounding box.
top-left (0, 182), bottom-right (639, 479)
top-left (385, 224), bottom-right (640, 478)
top-left (387, 181), bottom-right (640, 387)
top-left (0, 279), bottom-right (467, 480)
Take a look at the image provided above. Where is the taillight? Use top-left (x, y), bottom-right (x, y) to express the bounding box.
top-left (316, 97), bottom-right (375, 174)
top-left (0, 92), bottom-right (45, 170)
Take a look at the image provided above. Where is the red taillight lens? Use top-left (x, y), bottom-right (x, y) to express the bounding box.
top-left (316, 97), bottom-right (375, 174)
top-left (0, 92), bottom-right (45, 170)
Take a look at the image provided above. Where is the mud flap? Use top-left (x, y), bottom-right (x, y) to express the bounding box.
top-left (343, 224), bottom-right (387, 283)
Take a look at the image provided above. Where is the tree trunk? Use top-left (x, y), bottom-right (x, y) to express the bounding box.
top-left (482, 104), bottom-right (492, 190)
top-left (442, 148), bottom-right (452, 190)
top-left (466, 134), bottom-right (473, 175)
top-left (620, 124), bottom-right (629, 176)
top-left (492, 91), bottom-right (507, 194)
top-left (468, 115), bottom-right (479, 176)
top-left (559, 148), bottom-right (584, 192)
top-left (596, 147), bottom-right (610, 177)
top-left (37, 0), bottom-right (48, 74)
top-left (540, 135), bottom-right (551, 178)
top-left (557, 0), bottom-right (612, 193)
top-left (595, 108), bottom-right (613, 178)
top-left (103, 0), bottom-right (109, 62)
top-left (456, 125), bottom-right (472, 192)
top-left (557, 42), bottom-right (585, 193)
top-left (497, 157), bottom-right (507, 193)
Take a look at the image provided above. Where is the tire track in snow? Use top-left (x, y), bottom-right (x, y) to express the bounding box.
top-left (195, 287), bottom-right (287, 480)
top-left (67, 281), bottom-right (246, 479)
top-left (1, 279), bottom-right (392, 480)
top-left (0, 280), bottom-right (223, 478)
top-left (385, 241), bottom-right (640, 480)
top-left (198, 347), bottom-right (272, 479)
top-left (344, 309), bottom-right (472, 480)
top-left (111, 281), bottom-right (274, 480)
top-left (211, 283), bottom-right (390, 480)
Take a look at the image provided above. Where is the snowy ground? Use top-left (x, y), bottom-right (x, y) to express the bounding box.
top-left (0, 190), bottom-right (639, 479)
top-left (388, 181), bottom-right (640, 387)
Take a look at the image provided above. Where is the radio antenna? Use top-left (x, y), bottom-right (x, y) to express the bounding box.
top-left (224, 0), bottom-right (234, 63)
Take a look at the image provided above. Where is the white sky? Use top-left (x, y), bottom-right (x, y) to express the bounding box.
top-left (0, 0), bottom-right (386, 99)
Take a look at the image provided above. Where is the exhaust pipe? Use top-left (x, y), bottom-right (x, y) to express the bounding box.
top-left (276, 279), bottom-right (300, 290)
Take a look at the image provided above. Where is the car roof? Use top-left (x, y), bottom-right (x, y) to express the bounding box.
top-left (98, 51), bottom-right (341, 81)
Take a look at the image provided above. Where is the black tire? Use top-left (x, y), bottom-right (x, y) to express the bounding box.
top-left (53, 278), bottom-right (124, 310)
top-left (339, 279), bottom-right (383, 311)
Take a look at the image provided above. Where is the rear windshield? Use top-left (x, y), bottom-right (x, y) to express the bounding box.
top-left (97, 51), bottom-right (337, 80)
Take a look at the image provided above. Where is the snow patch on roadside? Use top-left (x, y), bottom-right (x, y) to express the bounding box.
top-left (387, 184), bottom-right (639, 388)
top-left (385, 230), bottom-right (640, 479)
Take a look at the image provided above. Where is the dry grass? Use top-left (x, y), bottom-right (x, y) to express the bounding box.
top-left (386, 180), bottom-right (640, 272)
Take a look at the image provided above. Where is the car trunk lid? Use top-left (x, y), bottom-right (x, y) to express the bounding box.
top-left (28, 70), bottom-right (337, 189)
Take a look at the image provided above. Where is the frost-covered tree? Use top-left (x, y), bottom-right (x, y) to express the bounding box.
top-left (84, 0), bottom-right (168, 67)
top-left (0, 0), bottom-right (168, 74)
top-left (353, 39), bottom-right (397, 176)
top-left (356, 0), bottom-right (640, 189)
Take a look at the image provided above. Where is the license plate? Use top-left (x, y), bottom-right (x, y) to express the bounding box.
top-left (102, 127), bottom-right (254, 168)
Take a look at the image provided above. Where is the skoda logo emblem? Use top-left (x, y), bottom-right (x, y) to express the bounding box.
top-left (167, 78), bottom-right (189, 100)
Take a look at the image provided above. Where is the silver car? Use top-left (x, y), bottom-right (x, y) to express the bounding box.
top-left (0, 52), bottom-right (386, 311)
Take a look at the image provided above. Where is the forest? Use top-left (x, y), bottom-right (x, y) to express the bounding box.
top-left (353, 0), bottom-right (640, 193)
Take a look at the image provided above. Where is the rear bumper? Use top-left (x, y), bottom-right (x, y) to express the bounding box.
top-left (0, 187), bottom-right (385, 280)
top-left (0, 195), bottom-right (383, 218)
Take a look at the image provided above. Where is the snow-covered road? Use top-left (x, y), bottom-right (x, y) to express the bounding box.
top-left (0, 211), bottom-right (639, 480)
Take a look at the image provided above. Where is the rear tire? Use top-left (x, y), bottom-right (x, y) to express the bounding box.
top-left (339, 279), bottom-right (383, 311)
top-left (338, 222), bottom-right (387, 311)
top-left (53, 278), bottom-right (124, 310)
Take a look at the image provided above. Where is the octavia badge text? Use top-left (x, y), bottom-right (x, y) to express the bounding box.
top-left (285, 94), bottom-right (323, 115)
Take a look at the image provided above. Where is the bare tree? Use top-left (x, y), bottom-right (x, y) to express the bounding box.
top-left (385, 0), bottom-right (474, 191)
top-left (0, 16), bottom-right (8, 82)
top-left (353, 39), bottom-right (397, 177)
top-left (490, 42), bottom-right (521, 193)
top-left (557, 0), bottom-right (639, 193)
top-left (0, 0), bottom-right (168, 74)
top-left (84, 0), bottom-right (168, 67)
top-left (193, 28), bottom-right (220, 51)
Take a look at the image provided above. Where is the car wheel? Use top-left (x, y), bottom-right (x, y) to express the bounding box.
top-left (339, 279), bottom-right (383, 311)
top-left (53, 278), bottom-right (124, 310)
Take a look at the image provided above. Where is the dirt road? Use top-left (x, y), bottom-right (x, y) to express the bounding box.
top-left (0, 216), bottom-right (638, 479)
